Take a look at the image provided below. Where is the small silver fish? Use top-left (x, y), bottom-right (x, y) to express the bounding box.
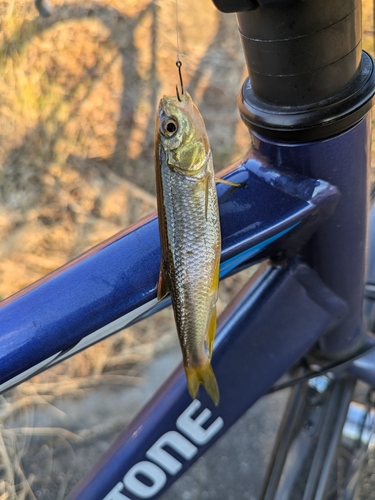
top-left (155, 91), bottom-right (220, 405)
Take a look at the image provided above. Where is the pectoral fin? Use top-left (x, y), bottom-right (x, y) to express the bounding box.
top-left (215, 177), bottom-right (243, 188)
top-left (157, 264), bottom-right (169, 300)
top-left (207, 258), bottom-right (219, 358)
top-left (185, 362), bottom-right (219, 405)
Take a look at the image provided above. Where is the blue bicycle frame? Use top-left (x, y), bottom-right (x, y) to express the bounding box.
top-left (1, 1), bottom-right (375, 499)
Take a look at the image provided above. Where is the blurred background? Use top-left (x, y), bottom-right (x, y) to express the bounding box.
top-left (0, 0), bottom-right (373, 498)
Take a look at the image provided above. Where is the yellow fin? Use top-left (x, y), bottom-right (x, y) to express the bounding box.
top-left (157, 264), bottom-right (168, 300)
top-left (206, 257), bottom-right (219, 358)
top-left (215, 177), bottom-right (243, 188)
top-left (185, 362), bottom-right (219, 406)
top-left (206, 308), bottom-right (217, 359)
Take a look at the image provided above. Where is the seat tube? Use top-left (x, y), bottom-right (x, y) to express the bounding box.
top-left (213, 0), bottom-right (375, 357)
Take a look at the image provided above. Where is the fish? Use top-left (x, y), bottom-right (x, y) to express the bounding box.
top-left (155, 91), bottom-right (220, 405)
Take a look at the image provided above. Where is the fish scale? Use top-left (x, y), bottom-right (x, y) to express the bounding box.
top-left (163, 165), bottom-right (219, 364)
top-left (155, 91), bottom-right (221, 405)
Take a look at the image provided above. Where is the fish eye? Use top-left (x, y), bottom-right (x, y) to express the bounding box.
top-left (161, 118), bottom-right (178, 137)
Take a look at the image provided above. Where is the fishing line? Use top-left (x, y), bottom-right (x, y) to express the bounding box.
top-left (175, 0), bottom-right (181, 63)
top-left (175, 0), bottom-right (184, 100)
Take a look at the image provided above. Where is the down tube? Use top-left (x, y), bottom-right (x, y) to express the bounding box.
top-left (67, 260), bottom-right (345, 500)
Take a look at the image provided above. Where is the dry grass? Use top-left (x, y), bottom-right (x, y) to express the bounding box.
top-left (0, 6), bottom-right (246, 352)
top-left (0, 0), bottom-right (250, 497)
top-left (0, 0), bottom-right (373, 498)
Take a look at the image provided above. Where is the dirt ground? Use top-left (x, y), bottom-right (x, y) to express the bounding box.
top-left (0, 0), bottom-right (374, 498)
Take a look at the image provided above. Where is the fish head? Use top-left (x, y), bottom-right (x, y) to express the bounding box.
top-left (156, 92), bottom-right (210, 174)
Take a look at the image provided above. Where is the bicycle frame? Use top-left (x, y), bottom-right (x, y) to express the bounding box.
top-left (1, 1), bottom-right (375, 499)
top-left (0, 115), bottom-right (372, 499)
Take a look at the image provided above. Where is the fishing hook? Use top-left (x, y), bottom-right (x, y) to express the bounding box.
top-left (176, 59), bottom-right (184, 101)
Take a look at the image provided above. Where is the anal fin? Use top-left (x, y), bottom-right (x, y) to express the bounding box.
top-left (206, 308), bottom-right (217, 360)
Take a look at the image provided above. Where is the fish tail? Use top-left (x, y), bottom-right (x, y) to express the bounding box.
top-left (185, 361), bottom-right (219, 406)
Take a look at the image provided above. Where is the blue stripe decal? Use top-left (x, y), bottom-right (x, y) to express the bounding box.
top-left (219, 222), bottom-right (300, 278)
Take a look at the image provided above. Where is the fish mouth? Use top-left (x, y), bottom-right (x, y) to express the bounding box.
top-left (161, 95), bottom-right (178, 105)
top-left (158, 105), bottom-right (166, 120)
top-left (159, 96), bottom-right (178, 119)
top-left (158, 92), bottom-right (191, 121)
top-left (160, 95), bottom-right (177, 107)
top-left (159, 97), bottom-right (168, 117)
top-left (159, 92), bottom-right (191, 113)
